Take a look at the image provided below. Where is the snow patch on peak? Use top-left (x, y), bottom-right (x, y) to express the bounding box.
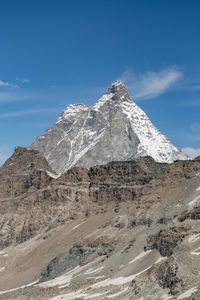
top-left (63, 103), bottom-right (90, 114)
top-left (56, 104), bottom-right (90, 124)
top-left (93, 93), bottom-right (114, 110)
top-left (120, 101), bottom-right (187, 163)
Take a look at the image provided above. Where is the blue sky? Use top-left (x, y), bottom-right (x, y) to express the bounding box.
top-left (0, 0), bottom-right (200, 164)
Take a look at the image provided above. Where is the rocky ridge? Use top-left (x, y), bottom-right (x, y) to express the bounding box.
top-left (0, 148), bottom-right (199, 299)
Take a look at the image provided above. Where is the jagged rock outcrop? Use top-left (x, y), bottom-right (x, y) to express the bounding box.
top-left (0, 147), bottom-right (54, 198)
top-left (30, 80), bottom-right (188, 174)
top-left (2, 146), bottom-right (53, 173)
top-left (150, 259), bottom-right (182, 294)
top-left (178, 206), bottom-right (200, 221)
top-left (144, 226), bottom-right (189, 256)
top-left (39, 241), bottom-right (115, 283)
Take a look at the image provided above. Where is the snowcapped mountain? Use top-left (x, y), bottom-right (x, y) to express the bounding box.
top-left (30, 80), bottom-right (188, 174)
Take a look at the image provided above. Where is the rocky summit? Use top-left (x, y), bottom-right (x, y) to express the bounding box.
top-left (30, 80), bottom-right (188, 174)
top-left (0, 147), bottom-right (199, 299)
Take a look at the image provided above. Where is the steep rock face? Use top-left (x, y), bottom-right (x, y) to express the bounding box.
top-left (0, 148), bottom-right (57, 247)
top-left (1, 146), bottom-right (53, 175)
top-left (0, 147), bottom-right (54, 198)
top-left (30, 80), bottom-right (188, 174)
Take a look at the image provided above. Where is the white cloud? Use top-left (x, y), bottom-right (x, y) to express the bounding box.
top-left (0, 91), bottom-right (32, 104)
top-left (0, 108), bottom-right (61, 118)
top-left (183, 100), bottom-right (200, 107)
top-left (182, 147), bottom-right (200, 159)
top-left (120, 66), bottom-right (183, 100)
top-left (16, 77), bottom-right (30, 83)
top-left (0, 90), bottom-right (44, 104)
top-left (188, 84), bottom-right (200, 90)
top-left (0, 79), bottom-right (19, 89)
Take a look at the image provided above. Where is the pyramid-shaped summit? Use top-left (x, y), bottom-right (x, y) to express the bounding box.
top-left (105, 80), bottom-right (132, 102)
top-left (30, 81), bottom-right (188, 174)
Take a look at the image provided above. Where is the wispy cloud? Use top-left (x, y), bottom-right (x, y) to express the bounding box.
top-left (183, 100), bottom-right (200, 107)
top-left (182, 147), bottom-right (200, 159)
top-left (120, 66), bottom-right (183, 100)
top-left (0, 90), bottom-right (37, 104)
top-left (16, 77), bottom-right (30, 83)
top-left (0, 108), bottom-right (61, 119)
top-left (0, 79), bottom-right (19, 89)
top-left (188, 84), bottom-right (200, 91)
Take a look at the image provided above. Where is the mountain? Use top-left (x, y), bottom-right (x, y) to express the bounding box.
top-left (30, 80), bottom-right (188, 174)
top-left (1, 81), bottom-right (198, 299)
top-left (0, 149), bottom-right (199, 299)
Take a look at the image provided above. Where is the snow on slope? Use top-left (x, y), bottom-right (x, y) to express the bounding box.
top-left (120, 100), bottom-right (186, 163)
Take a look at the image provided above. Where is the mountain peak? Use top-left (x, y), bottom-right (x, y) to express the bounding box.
top-left (109, 79), bottom-right (125, 87)
top-left (105, 80), bottom-right (132, 103)
top-left (30, 81), bottom-right (188, 173)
